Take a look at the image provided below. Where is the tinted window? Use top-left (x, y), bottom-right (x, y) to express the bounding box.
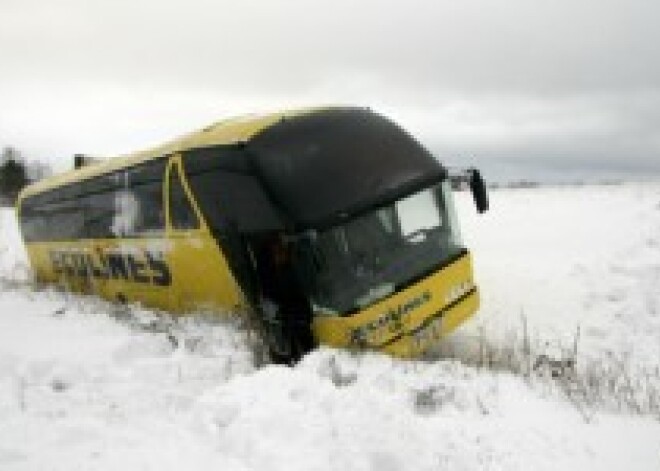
top-left (111, 160), bottom-right (165, 236)
top-left (81, 191), bottom-right (115, 239)
top-left (126, 180), bottom-right (164, 235)
top-left (48, 198), bottom-right (86, 240)
top-left (20, 190), bottom-right (84, 242)
top-left (20, 197), bottom-right (51, 242)
top-left (19, 158), bottom-right (166, 242)
top-left (183, 147), bottom-right (284, 233)
top-left (169, 167), bottom-right (199, 230)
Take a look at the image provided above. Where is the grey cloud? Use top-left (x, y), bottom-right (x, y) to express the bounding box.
top-left (1, 0), bottom-right (659, 181)
top-left (3, 0), bottom-right (659, 94)
top-left (407, 91), bottom-right (660, 181)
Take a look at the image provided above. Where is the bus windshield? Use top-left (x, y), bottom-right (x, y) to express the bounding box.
top-left (294, 180), bottom-right (464, 316)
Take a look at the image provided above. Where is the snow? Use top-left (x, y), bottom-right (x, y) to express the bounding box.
top-left (454, 183), bottom-right (660, 370)
top-left (1, 182), bottom-right (660, 470)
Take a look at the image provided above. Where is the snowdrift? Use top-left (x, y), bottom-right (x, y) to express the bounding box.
top-left (1, 182), bottom-right (659, 470)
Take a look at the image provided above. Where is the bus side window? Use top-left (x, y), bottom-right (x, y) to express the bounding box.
top-left (53, 198), bottom-right (86, 241)
top-left (169, 167), bottom-right (199, 230)
top-left (38, 189), bottom-right (85, 241)
top-left (20, 195), bottom-right (44, 242)
top-left (131, 182), bottom-right (164, 234)
top-left (76, 173), bottom-right (121, 239)
top-left (81, 190), bottom-right (116, 239)
top-left (125, 160), bottom-right (166, 236)
top-left (21, 186), bottom-right (86, 242)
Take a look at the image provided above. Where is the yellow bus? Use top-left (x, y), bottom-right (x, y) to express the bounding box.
top-left (17, 107), bottom-right (488, 361)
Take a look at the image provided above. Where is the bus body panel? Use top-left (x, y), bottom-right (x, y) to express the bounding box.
top-left (25, 231), bottom-right (246, 315)
top-left (167, 230), bottom-right (246, 313)
top-left (311, 252), bottom-right (478, 357)
top-left (27, 239), bottom-right (174, 309)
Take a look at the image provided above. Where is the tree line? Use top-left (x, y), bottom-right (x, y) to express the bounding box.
top-left (0, 147), bottom-right (51, 206)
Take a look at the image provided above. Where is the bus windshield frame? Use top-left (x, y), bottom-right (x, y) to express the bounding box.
top-left (292, 180), bottom-right (464, 317)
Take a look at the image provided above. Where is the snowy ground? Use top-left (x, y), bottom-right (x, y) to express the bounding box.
top-left (1, 182), bottom-right (659, 470)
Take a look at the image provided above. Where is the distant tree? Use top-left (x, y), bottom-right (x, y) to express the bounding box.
top-left (0, 147), bottom-right (30, 205)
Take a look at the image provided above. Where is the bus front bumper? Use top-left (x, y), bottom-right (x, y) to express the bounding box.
top-left (311, 253), bottom-right (480, 358)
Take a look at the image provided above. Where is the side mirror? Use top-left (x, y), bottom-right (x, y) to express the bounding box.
top-left (469, 169), bottom-right (489, 213)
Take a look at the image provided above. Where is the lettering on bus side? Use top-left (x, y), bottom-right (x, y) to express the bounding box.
top-left (348, 290), bottom-right (432, 347)
top-left (48, 249), bottom-right (172, 287)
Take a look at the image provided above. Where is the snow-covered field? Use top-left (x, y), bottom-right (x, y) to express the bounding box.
top-left (1, 182), bottom-right (659, 470)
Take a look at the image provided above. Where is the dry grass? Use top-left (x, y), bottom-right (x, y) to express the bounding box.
top-left (430, 314), bottom-right (660, 422)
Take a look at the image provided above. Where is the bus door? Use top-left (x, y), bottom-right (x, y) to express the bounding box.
top-left (165, 156), bottom-right (244, 313)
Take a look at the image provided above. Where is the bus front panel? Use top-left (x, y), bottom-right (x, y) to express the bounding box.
top-left (311, 252), bottom-right (478, 357)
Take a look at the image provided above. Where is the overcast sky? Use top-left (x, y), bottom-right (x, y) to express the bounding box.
top-left (1, 0), bottom-right (659, 182)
